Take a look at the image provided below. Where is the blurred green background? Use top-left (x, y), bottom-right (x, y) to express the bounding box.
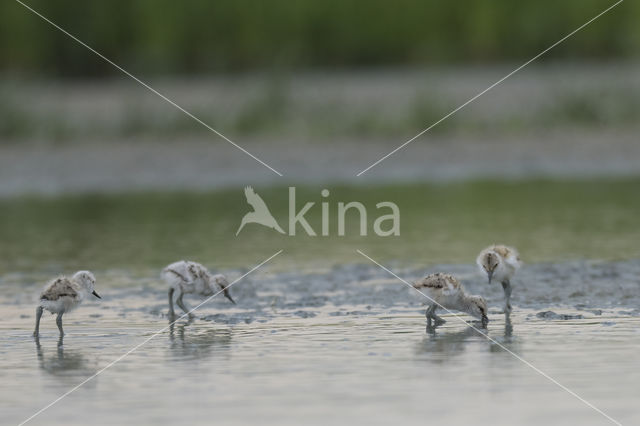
top-left (1, 0), bottom-right (639, 271)
top-left (1, 0), bottom-right (638, 77)
top-left (1, 180), bottom-right (639, 271)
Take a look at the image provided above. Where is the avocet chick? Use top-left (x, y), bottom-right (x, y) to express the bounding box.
top-left (33, 271), bottom-right (101, 337)
top-left (413, 273), bottom-right (488, 327)
top-left (476, 244), bottom-right (521, 313)
top-left (162, 260), bottom-right (236, 317)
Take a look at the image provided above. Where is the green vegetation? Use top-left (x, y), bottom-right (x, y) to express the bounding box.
top-left (1, 0), bottom-right (638, 77)
top-left (1, 179), bottom-right (639, 273)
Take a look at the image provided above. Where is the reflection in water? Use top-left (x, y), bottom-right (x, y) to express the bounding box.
top-left (168, 320), bottom-right (232, 361)
top-left (504, 314), bottom-right (513, 340)
top-left (489, 313), bottom-right (518, 353)
top-left (417, 325), bottom-right (484, 363)
top-left (34, 336), bottom-right (95, 377)
top-left (417, 314), bottom-right (516, 363)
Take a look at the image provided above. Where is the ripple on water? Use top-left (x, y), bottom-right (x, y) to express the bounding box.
top-left (1, 262), bottom-right (640, 425)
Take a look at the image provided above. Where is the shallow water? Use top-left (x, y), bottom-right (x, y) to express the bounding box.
top-left (2, 262), bottom-right (639, 425)
top-left (2, 179), bottom-right (640, 273)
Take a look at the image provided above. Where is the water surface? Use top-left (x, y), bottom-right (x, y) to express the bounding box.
top-left (1, 179), bottom-right (639, 272)
top-left (2, 261), bottom-right (639, 425)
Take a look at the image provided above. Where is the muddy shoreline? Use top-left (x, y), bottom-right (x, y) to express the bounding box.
top-left (5, 259), bottom-right (640, 316)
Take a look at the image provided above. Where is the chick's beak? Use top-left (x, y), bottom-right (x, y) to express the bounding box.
top-left (487, 270), bottom-right (493, 284)
top-left (92, 290), bottom-right (102, 299)
top-left (482, 315), bottom-right (489, 328)
top-left (224, 290), bottom-right (236, 304)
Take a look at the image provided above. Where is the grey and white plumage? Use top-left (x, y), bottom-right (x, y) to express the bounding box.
top-left (413, 273), bottom-right (488, 327)
top-left (476, 244), bottom-right (522, 313)
top-left (162, 260), bottom-right (235, 317)
top-left (33, 271), bottom-right (101, 337)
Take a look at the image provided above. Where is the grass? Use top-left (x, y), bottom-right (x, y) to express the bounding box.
top-left (2, 0), bottom-right (638, 76)
top-left (1, 179), bottom-right (639, 273)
